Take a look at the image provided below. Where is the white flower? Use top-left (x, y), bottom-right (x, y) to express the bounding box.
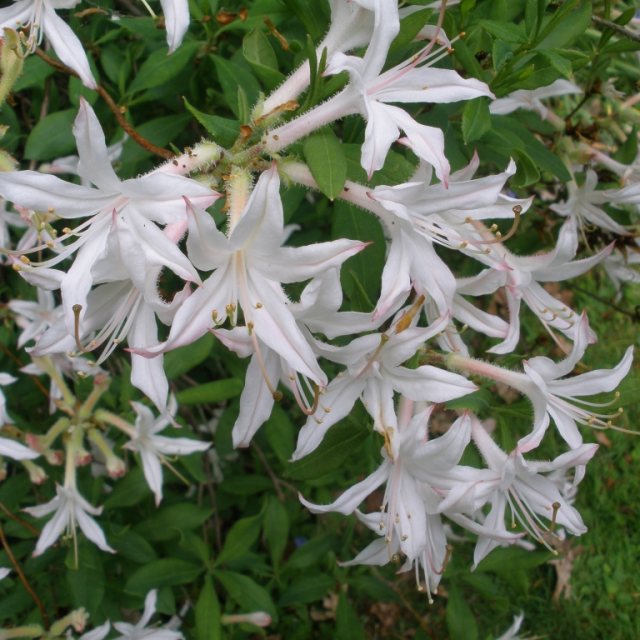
top-left (159, 0), bottom-right (189, 53)
top-left (24, 484), bottom-right (115, 556)
top-left (0, 0), bottom-right (97, 88)
top-left (489, 79), bottom-right (582, 119)
top-left (0, 567), bottom-right (10, 580)
top-left (125, 399), bottom-right (210, 505)
top-left (113, 590), bottom-right (183, 640)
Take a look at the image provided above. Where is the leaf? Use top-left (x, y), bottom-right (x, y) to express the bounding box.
top-left (283, 535), bottom-right (336, 572)
top-left (462, 97), bottom-right (491, 144)
top-left (285, 417), bottom-right (369, 481)
top-left (336, 594), bottom-right (366, 640)
top-left (66, 543), bottom-right (105, 618)
top-left (164, 333), bottom-right (215, 379)
top-left (104, 467), bottom-right (150, 509)
top-left (512, 149), bottom-right (541, 187)
top-left (475, 546), bottom-right (553, 574)
top-left (215, 512), bottom-right (263, 566)
top-left (24, 110), bottom-right (76, 161)
top-left (331, 200), bottom-right (385, 311)
top-left (126, 559), bottom-right (204, 594)
top-left (446, 585), bottom-right (478, 640)
top-left (195, 577), bottom-right (222, 640)
top-left (109, 526), bottom-right (158, 564)
top-left (535, 0), bottom-right (591, 50)
top-left (214, 570), bottom-right (277, 620)
top-left (128, 42), bottom-right (199, 94)
top-left (212, 55), bottom-right (261, 118)
top-left (176, 378), bottom-right (243, 405)
top-left (480, 20), bottom-right (526, 44)
top-left (264, 496), bottom-right (289, 567)
top-left (243, 28), bottom-right (284, 88)
top-left (263, 404), bottom-right (295, 463)
top-left (278, 574), bottom-right (334, 606)
top-left (304, 128), bottom-right (348, 200)
top-left (14, 56), bottom-right (55, 91)
top-left (183, 97), bottom-right (240, 148)
top-left (135, 504), bottom-right (213, 541)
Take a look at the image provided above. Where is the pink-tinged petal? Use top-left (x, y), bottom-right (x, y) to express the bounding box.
top-left (361, 99), bottom-right (400, 178)
top-left (42, 5), bottom-right (97, 89)
top-left (453, 296), bottom-right (508, 339)
top-left (232, 350), bottom-right (279, 447)
top-left (391, 365), bottom-right (476, 402)
top-left (293, 375), bottom-right (367, 460)
top-left (299, 461), bottom-right (390, 515)
top-left (545, 405), bottom-right (583, 449)
top-left (129, 308), bottom-right (168, 413)
top-left (0, 171), bottom-right (113, 218)
top-left (160, 0), bottom-right (190, 52)
top-left (378, 68), bottom-right (493, 105)
top-left (73, 99), bottom-right (120, 191)
top-left (247, 275), bottom-right (326, 384)
top-left (470, 416), bottom-right (508, 469)
top-left (186, 204), bottom-right (229, 272)
top-left (457, 269), bottom-right (506, 296)
top-left (409, 237), bottom-right (456, 314)
top-left (256, 238), bottom-right (367, 283)
top-left (486, 288), bottom-right (521, 355)
top-left (80, 621), bottom-right (111, 640)
top-left (388, 106), bottom-right (449, 184)
top-left (0, 437), bottom-right (39, 460)
top-left (550, 346), bottom-right (633, 398)
top-left (375, 228), bottom-right (412, 319)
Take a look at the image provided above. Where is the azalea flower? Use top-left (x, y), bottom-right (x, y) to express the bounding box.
top-left (113, 590), bottom-right (183, 640)
top-left (0, 0), bottom-right (97, 88)
top-left (0, 567), bottom-right (10, 580)
top-left (293, 312), bottom-right (476, 460)
top-left (550, 169), bottom-right (631, 235)
top-left (457, 218), bottom-right (612, 353)
top-left (136, 166), bottom-right (365, 390)
top-left (124, 399), bottom-right (210, 505)
top-left (465, 416), bottom-right (597, 567)
top-left (0, 99), bottom-right (218, 336)
top-left (489, 79), bottom-right (582, 120)
top-left (24, 483), bottom-right (115, 556)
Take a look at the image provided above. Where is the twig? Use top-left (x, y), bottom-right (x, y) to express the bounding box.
top-left (592, 15), bottom-right (640, 43)
top-left (34, 48), bottom-right (174, 160)
top-left (0, 524), bottom-right (49, 628)
top-left (0, 502), bottom-right (40, 536)
top-left (251, 442), bottom-right (297, 501)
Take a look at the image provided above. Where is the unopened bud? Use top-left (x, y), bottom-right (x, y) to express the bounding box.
top-left (221, 611), bottom-right (271, 627)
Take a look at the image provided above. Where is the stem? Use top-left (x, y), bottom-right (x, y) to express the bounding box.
top-left (0, 525), bottom-right (49, 628)
top-left (263, 90), bottom-right (356, 154)
top-left (34, 49), bottom-right (174, 159)
top-left (446, 353), bottom-right (532, 395)
top-left (94, 409), bottom-right (135, 437)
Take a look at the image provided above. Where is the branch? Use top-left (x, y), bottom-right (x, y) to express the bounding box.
top-left (34, 49), bottom-right (174, 160)
top-left (592, 15), bottom-right (640, 43)
top-left (0, 524), bottom-right (49, 628)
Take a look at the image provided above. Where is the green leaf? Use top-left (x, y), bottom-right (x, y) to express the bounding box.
top-left (135, 504), bottom-right (213, 541)
top-left (126, 559), bottom-right (204, 594)
top-left (164, 333), bottom-right (215, 379)
top-left (183, 97), bottom-right (240, 148)
top-left (336, 594), bottom-right (366, 640)
top-left (128, 42), bottom-right (199, 95)
top-left (462, 97), bottom-right (491, 144)
top-left (539, 50), bottom-right (572, 77)
top-left (283, 535), bottom-right (336, 572)
top-left (512, 149), bottom-right (541, 187)
top-left (264, 496), bottom-right (289, 567)
top-left (286, 417), bottom-right (369, 481)
top-left (214, 570), bottom-right (277, 620)
top-left (66, 543), bottom-right (105, 619)
top-left (331, 200), bottom-right (385, 311)
top-left (195, 577), bottom-right (222, 640)
top-left (480, 20), bottom-right (526, 44)
top-left (446, 586), bottom-right (478, 640)
top-left (212, 55), bottom-right (261, 118)
top-left (109, 526), bottom-right (158, 564)
top-left (535, 0), bottom-right (591, 50)
top-left (243, 28), bottom-right (284, 88)
top-left (278, 574), bottom-right (334, 606)
top-left (13, 56), bottom-right (55, 91)
top-left (475, 547), bottom-right (553, 574)
top-left (104, 467), bottom-right (150, 509)
top-left (176, 378), bottom-right (243, 405)
top-left (215, 512), bottom-right (263, 566)
top-left (263, 404), bottom-right (295, 463)
top-left (303, 128), bottom-right (348, 200)
top-left (24, 110), bottom-right (76, 161)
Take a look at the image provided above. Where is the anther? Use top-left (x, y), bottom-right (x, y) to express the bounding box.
top-left (550, 502), bottom-right (561, 531)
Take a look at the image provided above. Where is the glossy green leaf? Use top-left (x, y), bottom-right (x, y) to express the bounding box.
top-left (304, 128), bottom-right (347, 200)
top-left (183, 97), bottom-right (240, 147)
top-left (126, 559), bottom-right (204, 594)
top-left (128, 43), bottom-right (199, 94)
top-left (462, 97), bottom-right (491, 144)
top-left (135, 504), bottom-right (213, 541)
top-left (278, 574), bottom-right (334, 606)
top-left (24, 110), bottom-right (76, 161)
top-left (214, 570), bottom-right (277, 620)
top-left (176, 378), bottom-right (243, 405)
top-left (215, 512), bottom-right (262, 566)
top-left (243, 27), bottom-right (283, 87)
top-left (195, 577), bottom-right (222, 640)
top-left (264, 496), bottom-right (289, 567)
top-left (446, 585), bottom-right (478, 640)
